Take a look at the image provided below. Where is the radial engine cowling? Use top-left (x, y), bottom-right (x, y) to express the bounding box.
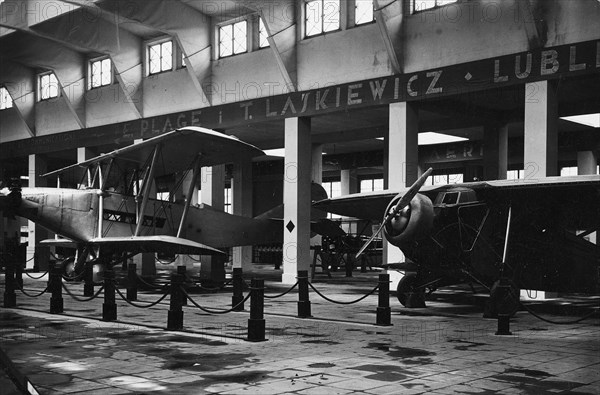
top-left (383, 193), bottom-right (434, 247)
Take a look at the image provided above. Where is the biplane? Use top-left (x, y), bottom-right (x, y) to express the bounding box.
top-left (314, 169), bottom-right (600, 309)
top-left (0, 126), bottom-right (341, 277)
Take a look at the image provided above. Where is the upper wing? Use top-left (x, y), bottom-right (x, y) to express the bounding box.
top-left (313, 175), bottom-right (600, 224)
top-left (42, 127), bottom-right (264, 185)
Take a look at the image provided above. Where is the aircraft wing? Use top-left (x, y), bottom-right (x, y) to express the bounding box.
top-left (313, 175), bottom-right (600, 224)
top-left (42, 127), bottom-right (264, 185)
top-left (87, 236), bottom-right (225, 256)
top-left (39, 238), bottom-right (79, 249)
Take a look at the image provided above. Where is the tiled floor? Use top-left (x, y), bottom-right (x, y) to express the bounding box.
top-left (1, 268), bottom-right (598, 394)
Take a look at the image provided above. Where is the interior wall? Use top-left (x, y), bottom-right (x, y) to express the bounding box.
top-left (34, 98), bottom-right (81, 136)
top-left (297, 23), bottom-right (391, 89)
top-left (211, 49), bottom-right (289, 106)
top-left (143, 68), bottom-right (207, 117)
top-left (0, 108), bottom-right (29, 143)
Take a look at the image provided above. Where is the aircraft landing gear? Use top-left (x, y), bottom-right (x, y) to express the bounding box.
top-left (396, 272), bottom-right (426, 308)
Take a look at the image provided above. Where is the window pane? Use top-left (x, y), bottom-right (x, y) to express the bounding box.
top-left (219, 25), bottom-right (233, 57)
top-left (306, 0), bottom-right (322, 36)
top-left (259, 18), bottom-right (270, 48)
top-left (0, 87), bottom-right (12, 109)
top-left (101, 59), bottom-right (111, 85)
top-left (49, 74), bottom-right (59, 98)
top-left (149, 44), bottom-right (161, 74)
top-left (355, 0), bottom-right (374, 25)
top-left (323, 0), bottom-right (340, 32)
top-left (161, 41), bottom-right (172, 71)
top-left (330, 181), bottom-right (341, 198)
top-left (372, 178), bottom-right (384, 191)
top-left (433, 175), bottom-right (447, 185)
top-left (233, 21), bottom-right (247, 54)
top-left (414, 0), bottom-right (437, 11)
top-left (436, 0), bottom-right (457, 6)
top-left (448, 173), bottom-right (463, 184)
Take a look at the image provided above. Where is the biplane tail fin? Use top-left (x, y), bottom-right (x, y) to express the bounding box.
top-left (86, 236), bottom-right (225, 256)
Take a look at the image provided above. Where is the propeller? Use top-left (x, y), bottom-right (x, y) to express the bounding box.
top-left (0, 177), bottom-right (23, 217)
top-left (355, 167), bottom-right (433, 259)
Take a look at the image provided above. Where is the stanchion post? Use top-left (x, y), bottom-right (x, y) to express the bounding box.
top-left (102, 265), bottom-right (117, 321)
top-left (232, 267), bottom-right (244, 311)
top-left (3, 259), bottom-right (17, 308)
top-left (15, 255), bottom-right (23, 290)
top-left (83, 261), bottom-right (94, 297)
top-left (345, 255), bottom-right (353, 277)
top-left (297, 270), bottom-right (312, 318)
top-left (495, 277), bottom-right (513, 336)
top-left (247, 278), bottom-right (266, 342)
top-left (376, 273), bottom-right (392, 326)
top-left (177, 266), bottom-right (188, 306)
top-left (49, 265), bottom-right (64, 314)
top-left (126, 263), bottom-right (137, 301)
top-left (167, 273), bottom-right (184, 330)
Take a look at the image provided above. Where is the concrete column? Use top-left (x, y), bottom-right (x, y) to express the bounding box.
top-left (232, 160), bottom-right (253, 271)
top-left (524, 81), bottom-right (558, 178)
top-left (578, 151), bottom-right (597, 245)
top-left (340, 169), bottom-right (359, 195)
top-left (483, 124), bottom-right (508, 181)
top-left (201, 165), bottom-right (225, 210)
top-left (385, 102), bottom-right (418, 267)
top-left (311, 144), bottom-right (323, 185)
top-left (27, 154), bottom-right (49, 270)
top-left (174, 170), bottom-right (200, 270)
top-left (522, 81), bottom-right (558, 300)
top-left (577, 151), bottom-right (598, 175)
top-left (283, 117), bottom-right (312, 284)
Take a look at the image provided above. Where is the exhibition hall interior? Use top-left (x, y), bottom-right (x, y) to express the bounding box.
top-left (0, 1), bottom-right (599, 394)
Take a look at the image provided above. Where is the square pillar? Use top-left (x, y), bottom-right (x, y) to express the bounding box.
top-left (385, 102), bottom-right (419, 266)
top-left (577, 151), bottom-right (598, 175)
top-left (27, 154), bottom-right (49, 270)
top-left (201, 165), bottom-right (225, 210)
top-left (524, 81), bottom-right (558, 178)
top-left (283, 117), bottom-right (312, 284)
top-left (232, 160), bottom-right (253, 271)
top-left (483, 124), bottom-right (508, 180)
top-left (77, 147), bottom-right (96, 188)
top-left (340, 169), bottom-right (359, 195)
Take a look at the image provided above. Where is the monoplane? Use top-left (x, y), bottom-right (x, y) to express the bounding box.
top-left (314, 169), bottom-right (600, 311)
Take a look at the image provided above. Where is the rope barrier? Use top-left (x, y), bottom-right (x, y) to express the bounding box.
top-left (62, 283), bottom-right (104, 302)
top-left (308, 282), bottom-right (379, 305)
top-left (135, 274), bottom-right (169, 290)
top-left (115, 286), bottom-right (171, 308)
top-left (181, 286), bottom-right (251, 314)
top-left (62, 269), bottom-right (87, 282)
top-left (264, 281), bottom-right (298, 299)
top-left (520, 302), bottom-right (599, 325)
top-left (17, 284), bottom-right (48, 298)
top-left (24, 271), bottom-right (49, 280)
top-left (198, 283), bottom-right (224, 292)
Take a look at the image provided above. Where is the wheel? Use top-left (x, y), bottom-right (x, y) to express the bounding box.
top-left (396, 272), bottom-right (426, 308)
top-left (60, 257), bottom-right (76, 281)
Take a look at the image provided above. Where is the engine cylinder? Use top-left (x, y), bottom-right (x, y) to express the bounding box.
top-left (383, 193), bottom-right (434, 246)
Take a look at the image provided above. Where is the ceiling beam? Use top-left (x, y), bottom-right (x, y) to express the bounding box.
top-left (374, 0), bottom-right (403, 74)
top-left (242, 0), bottom-right (298, 92)
top-left (92, 0), bottom-right (213, 106)
top-left (0, 60), bottom-right (36, 137)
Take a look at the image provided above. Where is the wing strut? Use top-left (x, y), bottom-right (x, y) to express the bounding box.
top-left (500, 205), bottom-right (512, 277)
top-left (177, 154), bottom-right (202, 238)
top-left (135, 145), bottom-right (161, 237)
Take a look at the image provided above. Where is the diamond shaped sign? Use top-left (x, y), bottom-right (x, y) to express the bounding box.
top-left (286, 221), bottom-right (295, 233)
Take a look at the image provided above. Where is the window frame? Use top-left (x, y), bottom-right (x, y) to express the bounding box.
top-left (304, 0), bottom-right (342, 38)
top-left (146, 38), bottom-right (176, 76)
top-left (410, 0), bottom-right (459, 14)
top-left (0, 86), bottom-right (13, 110)
top-left (353, 0), bottom-right (375, 26)
top-left (359, 177), bottom-right (384, 193)
top-left (88, 56), bottom-right (113, 90)
top-left (38, 71), bottom-right (60, 102)
top-left (218, 18), bottom-right (249, 59)
top-left (257, 16), bottom-right (270, 49)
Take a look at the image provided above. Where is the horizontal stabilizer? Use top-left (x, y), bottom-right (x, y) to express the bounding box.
top-left (39, 239), bottom-right (78, 249)
top-left (88, 235), bottom-right (225, 256)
